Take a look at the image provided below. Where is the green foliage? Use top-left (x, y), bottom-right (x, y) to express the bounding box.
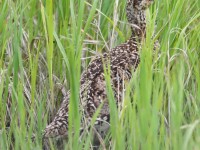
top-left (0, 0), bottom-right (200, 149)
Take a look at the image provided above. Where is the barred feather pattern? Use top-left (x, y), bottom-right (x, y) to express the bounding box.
top-left (43, 0), bottom-right (154, 139)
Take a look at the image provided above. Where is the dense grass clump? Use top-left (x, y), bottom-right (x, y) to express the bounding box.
top-left (0, 0), bottom-right (200, 149)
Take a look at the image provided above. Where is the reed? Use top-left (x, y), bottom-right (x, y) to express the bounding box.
top-left (0, 0), bottom-right (200, 149)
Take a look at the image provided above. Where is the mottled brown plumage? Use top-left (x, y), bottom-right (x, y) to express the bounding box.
top-left (43, 0), bottom-right (154, 139)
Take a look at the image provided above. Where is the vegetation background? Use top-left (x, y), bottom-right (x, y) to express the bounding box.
top-left (0, 0), bottom-right (200, 149)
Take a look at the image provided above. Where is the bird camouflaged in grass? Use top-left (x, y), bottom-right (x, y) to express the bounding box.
top-left (43, 0), bottom-right (156, 145)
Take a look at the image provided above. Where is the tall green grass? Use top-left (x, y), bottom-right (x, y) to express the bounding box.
top-left (0, 0), bottom-right (200, 149)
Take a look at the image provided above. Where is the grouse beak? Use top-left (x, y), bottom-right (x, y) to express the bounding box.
top-left (142, 0), bottom-right (154, 9)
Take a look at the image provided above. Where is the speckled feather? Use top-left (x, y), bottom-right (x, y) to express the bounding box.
top-left (43, 0), bottom-right (154, 139)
